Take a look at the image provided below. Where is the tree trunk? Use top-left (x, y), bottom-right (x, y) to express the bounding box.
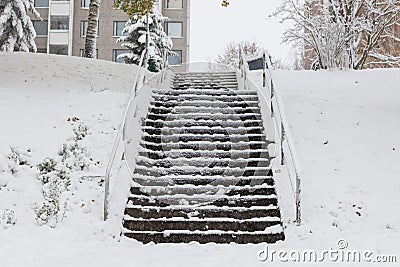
top-left (84, 0), bottom-right (101, 58)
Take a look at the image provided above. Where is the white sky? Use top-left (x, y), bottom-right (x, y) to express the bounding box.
top-left (189, 0), bottom-right (292, 62)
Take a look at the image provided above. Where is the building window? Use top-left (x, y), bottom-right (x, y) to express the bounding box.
top-left (37, 48), bottom-right (47, 54)
top-left (34, 0), bottom-right (49, 7)
top-left (33, 20), bottom-right (48, 36)
top-left (165, 22), bottom-right (182, 38)
top-left (113, 49), bottom-right (128, 63)
top-left (49, 45), bottom-right (68, 55)
top-left (165, 0), bottom-right (183, 9)
top-left (168, 50), bottom-right (182, 65)
top-left (80, 21), bottom-right (88, 37)
top-left (80, 21), bottom-right (99, 37)
top-left (79, 49), bottom-right (98, 58)
top-left (50, 16), bottom-right (69, 30)
top-left (113, 21), bottom-right (127, 37)
top-left (81, 0), bottom-right (90, 8)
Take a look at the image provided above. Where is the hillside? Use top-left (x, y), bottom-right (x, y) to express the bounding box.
top-left (0, 52), bottom-right (399, 266)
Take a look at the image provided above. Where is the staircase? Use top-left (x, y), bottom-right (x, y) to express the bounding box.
top-left (122, 71), bottom-right (285, 244)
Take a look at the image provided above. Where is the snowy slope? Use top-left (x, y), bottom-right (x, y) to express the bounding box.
top-left (0, 52), bottom-right (399, 266)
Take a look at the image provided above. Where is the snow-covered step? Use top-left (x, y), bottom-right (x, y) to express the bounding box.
top-left (146, 113), bottom-right (262, 121)
top-left (174, 72), bottom-right (237, 77)
top-left (130, 184), bottom-right (276, 196)
top-left (172, 82), bottom-right (239, 89)
top-left (125, 205), bottom-right (281, 220)
top-left (142, 119), bottom-right (263, 128)
top-left (134, 165), bottom-right (272, 177)
top-left (142, 126), bottom-right (264, 135)
top-left (123, 229), bottom-right (284, 244)
top-left (135, 156), bottom-right (270, 168)
top-left (154, 89), bottom-right (256, 96)
top-left (142, 133), bottom-right (266, 144)
top-left (123, 217), bottom-right (281, 232)
top-left (152, 94), bottom-right (258, 102)
top-left (148, 106), bottom-right (261, 115)
top-left (127, 194), bottom-right (278, 208)
top-left (131, 174), bottom-right (274, 186)
top-left (138, 149), bottom-right (270, 160)
top-left (150, 100), bottom-right (260, 108)
top-left (139, 141), bottom-right (269, 152)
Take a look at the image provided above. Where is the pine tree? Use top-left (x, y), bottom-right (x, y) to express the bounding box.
top-left (0, 0), bottom-right (40, 52)
top-left (117, 10), bottom-right (172, 72)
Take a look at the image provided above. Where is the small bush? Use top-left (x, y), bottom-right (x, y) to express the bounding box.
top-left (59, 140), bottom-right (91, 171)
top-left (73, 124), bottom-right (89, 141)
top-left (1, 209), bottom-right (16, 228)
top-left (37, 158), bottom-right (57, 174)
top-left (7, 147), bottom-right (32, 174)
top-left (35, 178), bottom-right (63, 227)
top-left (37, 158), bottom-right (71, 188)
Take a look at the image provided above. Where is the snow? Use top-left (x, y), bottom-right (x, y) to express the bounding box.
top-left (0, 52), bottom-right (399, 266)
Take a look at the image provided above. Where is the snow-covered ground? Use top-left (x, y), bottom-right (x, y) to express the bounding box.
top-left (0, 52), bottom-right (399, 266)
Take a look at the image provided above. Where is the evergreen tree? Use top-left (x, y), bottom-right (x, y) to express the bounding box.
top-left (0, 0), bottom-right (40, 52)
top-left (117, 10), bottom-right (172, 72)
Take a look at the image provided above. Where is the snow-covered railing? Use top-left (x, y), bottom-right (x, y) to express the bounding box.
top-left (238, 47), bottom-right (302, 225)
top-left (103, 49), bottom-right (170, 221)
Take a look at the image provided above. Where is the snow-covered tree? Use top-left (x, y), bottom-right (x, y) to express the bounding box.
top-left (117, 10), bottom-right (172, 72)
top-left (216, 41), bottom-right (263, 69)
top-left (0, 0), bottom-right (40, 52)
top-left (274, 0), bottom-right (400, 70)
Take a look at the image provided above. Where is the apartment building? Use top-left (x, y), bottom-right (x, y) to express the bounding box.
top-left (31, 0), bottom-right (190, 66)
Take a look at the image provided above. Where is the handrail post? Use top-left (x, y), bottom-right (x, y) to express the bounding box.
top-left (262, 52), bottom-right (266, 88)
top-left (281, 121), bottom-right (285, 166)
top-left (296, 173), bottom-right (301, 225)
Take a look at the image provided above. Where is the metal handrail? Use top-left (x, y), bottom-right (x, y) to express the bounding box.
top-left (238, 47), bottom-right (302, 225)
top-left (103, 49), bottom-right (147, 221)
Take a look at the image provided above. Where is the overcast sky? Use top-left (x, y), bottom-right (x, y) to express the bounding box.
top-left (189, 0), bottom-right (291, 63)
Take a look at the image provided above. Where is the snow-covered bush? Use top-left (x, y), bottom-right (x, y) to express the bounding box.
top-left (73, 124), bottom-right (89, 141)
top-left (35, 179), bottom-right (62, 227)
top-left (37, 158), bottom-right (71, 189)
top-left (1, 209), bottom-right (16, 228)
top-left (6, 147), bottom-right (32, 174)
top-left (59, 124), bottom-right (92, 171)
top-left (35, 123), bottom-right (95, 227)
top-left (59, 140), bottom-right (91, 171)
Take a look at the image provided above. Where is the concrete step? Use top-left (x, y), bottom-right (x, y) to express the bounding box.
top-left (146, 113), bottom-right (262, 121)
top-left (125, 204), bottom-right (281, 220)
top-left (135, 156), bottom-right (270, 169)
top-left (123, 217), bottom-right (281, 232)
top-left (139, 141), bottom-right (269, 152)
top-left (142, 119), bottom-right (263, 128)
top-left (131, 175), bottom-right (274, 186)
top-left (123, 230), bottom-right (284, 244)
top-left (153, 89), bottom-right (256, 96)
top-left (138, 149), bottom-right (270, 160)
top-left (142, 133), bottom-right (267, 144)
top-left (134, 165), bottom-right (272, 177)
top-left (142, 126), bottom-right (264, 135)
top-left (148, 106), bottom-right (261, 115)
top-left (130, 184), bottom-right (276, 197)
top-left (127, 194), bottom-right (278, 208)
top-left (152, 94), bottom-right (258, 102)
top-left (150, 100), bottom-right (259, 108)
